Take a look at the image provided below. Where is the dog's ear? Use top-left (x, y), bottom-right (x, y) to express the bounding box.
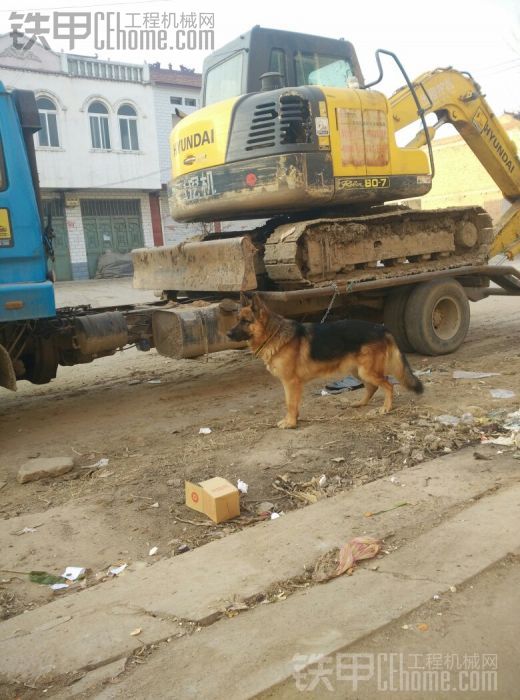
top-left (240, 292), bottom-right (252, 307)
top-left (251, 293), bottom-right (266, 314)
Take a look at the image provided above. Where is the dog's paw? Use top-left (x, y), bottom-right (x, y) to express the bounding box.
top-left (277, 418), bottom-right (297, 429)
top-left (380, 406), bottom-right (392, 414)
top-left (351, 401), bottom-right (365, 409)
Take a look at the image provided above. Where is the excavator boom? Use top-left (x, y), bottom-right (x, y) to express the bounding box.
top-left (389, 68), bottom-right (520, 258)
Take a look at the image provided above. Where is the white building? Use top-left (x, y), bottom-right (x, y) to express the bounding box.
top-left (0, 35), bottom-right (162, 280)
top-left (149, 62), bottom-right (203, 245)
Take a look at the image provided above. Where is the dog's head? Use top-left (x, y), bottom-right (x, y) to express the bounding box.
top-left (227, 293), bottom-right (269, 342)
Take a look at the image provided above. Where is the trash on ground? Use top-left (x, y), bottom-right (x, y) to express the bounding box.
top-left (490, 389), bottom-right (515, 399)
top-left (147, 379), bottom-right (162, 384)
top-left (331, 457), bottom-right (345, 463)
top-left (62, 566), bottom-right (86, 581)
top-left (237, 479), bottom-right (248, 494)
top-left (272, 474), bottom-right (325, 504)
top-left (313, 536), bottom-right (381, 582)
top-left (417, 623), bottom-right (429, 632)
top-left (148, 546), bottom-right (158, 556)
top-left (415, 369), bottom-right (432, 376)
top-left (504, 410), bottom-right (520, 430)
top-left (130, 628), bottom-right (142, 636)
top-left (481, 435), bottom-right (514, 446)
top-left (364, 501), bottom-right (410, 518)
top-left (185, 477), bottom-right (240, 523)
top-left (108, 564), bottom-right (127, 576)
top-left (435, 414), bottom-right (460, 426)
top-left (256, 501), bottom-right (275, 515)
top-left (12, 525), bottom-right (41, 535)
top-left (29, 570), bottom-right (67, 586)
top-left (320, 389), bottom-right (330, 396)
top-left (270, 512), bottom-right (281, 520)
top-left (177, 544), bottom-right (190, 554)
top-left (198, 427), bottom-right (212, 435)
top-left (149, 502), bottom-right (159, 508)
top-left (318, 474), bottom-right (327, 488)
top-left (50, 583), bottom-right (69, 591)
top-left (81, 458), bottom-right (109, 470)
top-left (324, 376), bottom-right (363, 393)
top-left (452, 370), bottom-right (500, 379)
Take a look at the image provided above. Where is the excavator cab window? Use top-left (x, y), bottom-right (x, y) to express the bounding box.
top-left (269, 48), bottom-right (287, 86)
top-left (205, 51), bottom-right (245, 105)
top-left (201, 27), bottom-right (364, 107)
top-left (294, 52), bottom-right (354, 88)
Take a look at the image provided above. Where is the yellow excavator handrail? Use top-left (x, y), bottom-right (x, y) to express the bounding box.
top-left (389, 68), bottom-right (520, 259)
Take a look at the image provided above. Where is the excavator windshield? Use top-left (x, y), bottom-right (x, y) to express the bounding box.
top-left (202, 26), bottom-right (363, 106)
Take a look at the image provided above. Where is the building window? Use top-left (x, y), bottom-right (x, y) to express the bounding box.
top-left (184, 97), bottom-right (197, 107)
top-left (88, 101), bottom-right (111, 149)
top-left (37, 97), bottom-right (60, 148)
top-left (170, 96), bottom-right (182, 105)
top-left (118, 104), bottom-right (139, 150)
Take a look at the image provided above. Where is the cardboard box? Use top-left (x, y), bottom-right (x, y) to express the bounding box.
top-left (185, 477), bottom-right (240, 523)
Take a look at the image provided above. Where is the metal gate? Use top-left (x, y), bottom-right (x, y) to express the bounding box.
top-left (43, 198), bottom-right (72, 281)
top-left (81, 199), bottom-right (144, 278)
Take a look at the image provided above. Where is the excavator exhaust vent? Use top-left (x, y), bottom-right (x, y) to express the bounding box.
top-left (245, 95), bottom-right (312, 151)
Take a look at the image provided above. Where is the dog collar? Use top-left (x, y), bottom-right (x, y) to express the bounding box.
top-left (253, 322), bottom-right (283, 358)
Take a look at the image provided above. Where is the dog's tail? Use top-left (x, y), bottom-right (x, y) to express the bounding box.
top-left (385, 332), bottom-right (424, 395)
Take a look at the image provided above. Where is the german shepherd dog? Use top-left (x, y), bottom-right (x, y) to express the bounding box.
top-left (227, 293), bottom-right (423, 429)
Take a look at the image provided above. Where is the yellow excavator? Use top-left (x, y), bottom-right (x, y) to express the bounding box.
top-left (134, 27), bottom-right (520, 358)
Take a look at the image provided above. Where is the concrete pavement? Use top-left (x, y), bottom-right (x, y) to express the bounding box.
top-left (1, 447), bottom-right (519, 697)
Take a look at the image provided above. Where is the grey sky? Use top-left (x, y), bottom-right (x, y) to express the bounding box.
top-left (1, 0), bottom-right (518, 117)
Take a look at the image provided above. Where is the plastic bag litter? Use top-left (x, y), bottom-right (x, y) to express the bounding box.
top-left (237, 479), bottom-right (248, 494)
top-left (490, 389), bottom-right (515, 399)
top-left (436, 414), bottom-right (460, 426)
top-left (504, 410), bottom-right (520, 430)
top-left (312, 536), bottom-right (381, 582)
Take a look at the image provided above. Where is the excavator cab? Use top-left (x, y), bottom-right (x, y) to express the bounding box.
top-left (169, 27), bottom-right (431, 223)
top-left (201, 26), bottom-right (364, 106)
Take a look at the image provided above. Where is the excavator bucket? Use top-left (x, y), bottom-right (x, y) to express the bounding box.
top-left (132, 236), bottom-right (259, 292)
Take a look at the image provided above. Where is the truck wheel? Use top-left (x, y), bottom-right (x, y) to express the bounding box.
top-left (383, 287), bottom-right (414, 353)
top-left (404, 278), bottom-right (470, 355)
top-left (23, 339), bottom-right (58, 384)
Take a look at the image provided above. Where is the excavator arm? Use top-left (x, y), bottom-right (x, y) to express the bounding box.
top-left (389, 68), bottom-right (520, 259)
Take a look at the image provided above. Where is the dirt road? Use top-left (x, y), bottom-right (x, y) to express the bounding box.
top-left (0, 282), bottom-right (518, 696)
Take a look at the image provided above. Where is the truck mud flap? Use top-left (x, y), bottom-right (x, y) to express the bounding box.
top-left (132, 237), bottom-right (258, 293)
top-left (0, 343), bottom-right (17, 391)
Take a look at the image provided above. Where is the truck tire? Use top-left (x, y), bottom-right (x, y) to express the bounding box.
top-left (383, 287), bottom-right (414, 353)
top-left (404, 278), bottom-right (470, 355)
top-left (23, 338), bottom-right (58, 384)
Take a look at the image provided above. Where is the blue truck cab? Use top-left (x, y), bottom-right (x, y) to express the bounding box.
top-left (0, 83), bottom-right (56, 323)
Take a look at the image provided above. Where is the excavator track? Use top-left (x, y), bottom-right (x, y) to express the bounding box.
top-left (263, 206), bottom-right (493, 290)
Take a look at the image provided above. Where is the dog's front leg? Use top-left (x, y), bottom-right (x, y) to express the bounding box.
top-left (278, 379), bottom-right (302, 429)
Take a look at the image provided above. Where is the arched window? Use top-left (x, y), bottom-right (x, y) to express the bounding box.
top-left (88, 101), bottom-right (111, 149)
top-left (37, 97), bottom-right (59, 148)
top-left (118, 104), bottom-right (139, 151)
